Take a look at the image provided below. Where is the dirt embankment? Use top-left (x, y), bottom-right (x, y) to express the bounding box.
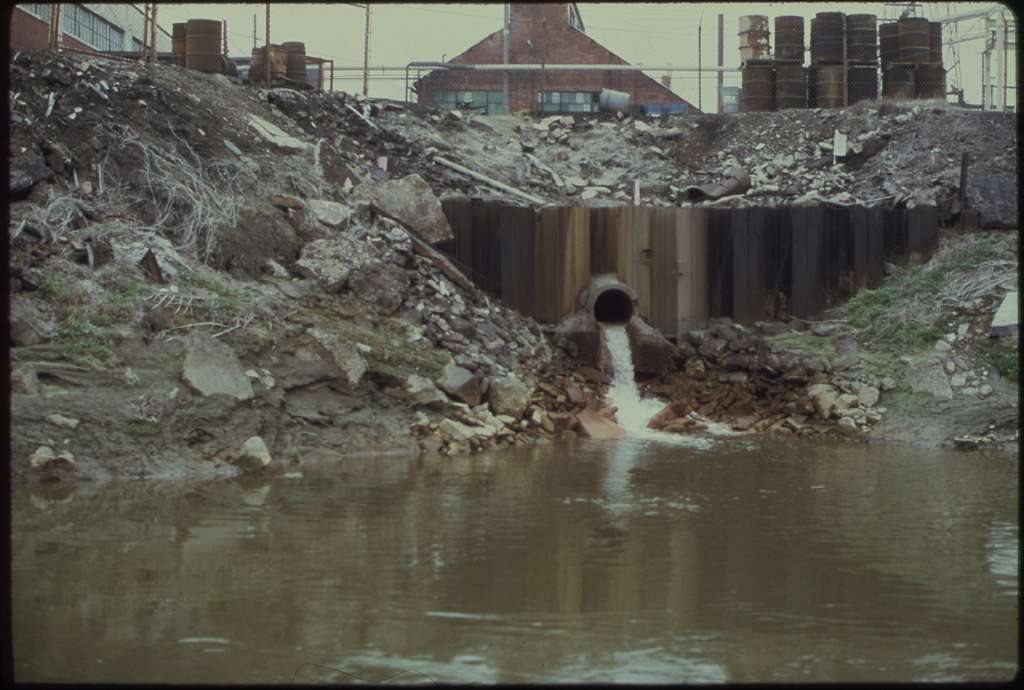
top-left (7, 51), bottom-right (1019, 484)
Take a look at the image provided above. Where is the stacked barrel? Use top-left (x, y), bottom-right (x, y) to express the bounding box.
top-left (774, 16), bottom-right (807, 110)
top-left (810, 12), bottom-right (879, 108)
top-left (734, 12), bottom-right (944, 112)
top-left (738, 16), bottom-right (775, 111)
top-left (881, 17), bottom-right (946, 100)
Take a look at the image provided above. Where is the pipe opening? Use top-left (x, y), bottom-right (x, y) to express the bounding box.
top-left (593, 289), bottom-right (634, 324)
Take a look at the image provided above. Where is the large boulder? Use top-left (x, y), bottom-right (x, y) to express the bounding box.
top-left (236, 436), bottom-right (272, 471)
top-left (247, 114), bottom-right (312, 153)
top-left (215, 202), bottom-right (302, 277)
top-left (352, 174), bottom-right (453, 244)
top-left (10, 296), bottom-right (52, 347)
top-left (576, 408), bottom-right (626, 439)
top-left (488, 375), bottom-right (531, 418)
top-left (806, 383), bottom-right (839, 419)
top-left (404, 374), bottom-right (447, 408)
top-left (967, 173), bottom-right (1018, 229)
top-left (10, 155), bottom-right (51, 200)
top-left (308, 328), bottom-right (367, 388)
top-left (295, 235), bottom-right (374, 292)
top-left (305, 199), bottom-right (353, 228)
top-left (347, 260), bottom-right (410, 314)
top-left (181, 333), bottom-right (254, 401)
top-left (437, 361), bottom-right (483, 406)
top-left (905, 353), bottom-right (953, 400)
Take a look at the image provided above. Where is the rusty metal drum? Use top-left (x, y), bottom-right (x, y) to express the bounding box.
top-left (282, 41), bottom-right (307, 85)
top-left (882, 64), bottom-right (916, 99)
top-left (774, 16), bottom-right (805, 61)
top-left (916, 64), bottom-right (946, 99)
top-left (815, 64), bottom-right (845, 108)
top-left (847, 65), bottom-right (879, 104)
top-left (846, 14), bottom-right (878, 63)
top-left (898, 17), bottom-right (930, 64)
top-left (739, 15), bottom-right (772, 62)
top-left (929, 22), bottom-right (943, 64)
top-left (879, 22), bottom-right (900, 66)
top-left (741, 64), bottom-right (775, 111)
top-left (811, 13), bottom-right (845, 64)
top-left (250, 44), bottom-right (287, 83)
top-left (185, 19), bottom-right (221, 73)
top-left (775, 64), bottom-right (807, 109)
top-left (171, 23), bottom-right (187, 66)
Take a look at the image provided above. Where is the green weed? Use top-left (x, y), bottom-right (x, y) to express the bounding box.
top-left (977, 339), bottom-right (1019, 382)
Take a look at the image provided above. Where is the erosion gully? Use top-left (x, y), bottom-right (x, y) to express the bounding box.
top-left (12, 329), bottom-right (1017, 684)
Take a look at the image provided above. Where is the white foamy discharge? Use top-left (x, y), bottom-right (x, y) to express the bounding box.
top-left (602, 325), bottom-right (740, 446)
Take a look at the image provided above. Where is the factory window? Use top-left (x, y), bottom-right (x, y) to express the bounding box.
top-left (131, 36), bottom-right (143, 53)
top-left (60, 4), bottom-right (124, 51)
top-left (537, 91), bottom-right (599, 113)
top-left (17, 3), bottom-right (51, 20)
top-left (432, 90), bottom-right (505, 115)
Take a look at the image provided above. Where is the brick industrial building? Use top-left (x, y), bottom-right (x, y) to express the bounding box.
top-left (11, 3), bottom-right (171, 54)
top-left (415, 3), bottom-right (697, 116)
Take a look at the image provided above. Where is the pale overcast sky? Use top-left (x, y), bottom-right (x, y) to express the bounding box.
top-left (158, 2), bottom-right (1014, 110)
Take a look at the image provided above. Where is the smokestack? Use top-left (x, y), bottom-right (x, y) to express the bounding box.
top-left (661, 74), bottom-right (671, 89)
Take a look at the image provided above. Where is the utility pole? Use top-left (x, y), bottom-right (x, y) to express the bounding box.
top-left (265, 3), bottom-right (271, 84)
top-left (698, 12), bottom-right (703, 112)
top-left (150, 4), bottom-right (158, 64)
top-left (49, 3), bottom-right (62, 50)
top-left (363, 4), bottom-right (371, 96)
top-left (503, 2), bottom-right (511, 113)
top-left (717, 13), bottom-right (724, 113)
top-left (223, 20), bottom-right (228, 56)
top-left (141, 3), bottom-right (150, 58)
top-left (252, 14), bottom-right (257, 51)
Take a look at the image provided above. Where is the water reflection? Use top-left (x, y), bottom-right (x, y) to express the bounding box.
top-left (12, 438), bottom-right (1018, 683)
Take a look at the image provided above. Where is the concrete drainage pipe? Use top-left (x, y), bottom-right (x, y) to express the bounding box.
top-left (584, 273), bottom-right (637, 324)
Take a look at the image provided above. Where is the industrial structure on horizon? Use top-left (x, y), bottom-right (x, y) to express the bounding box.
top-left (412, 3), bottom-right (699, 116)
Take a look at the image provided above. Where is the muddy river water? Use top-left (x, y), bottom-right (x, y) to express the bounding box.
top-left (12, 436), bottom-right (1018, 684)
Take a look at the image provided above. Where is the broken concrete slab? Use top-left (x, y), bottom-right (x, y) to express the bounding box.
top-left (989, 291), bottom-right (1018, 336)
top-left (295, 236), bottom-right (374, 292)
top-left (305, 198), bottom-right (353, 228)
top-left (309, 327), bottom-right (368, 388)
top-left (351, 173), bottom-right (453, 244)
top-left (906, 353), bottom-right (954, 400)
top-left (247, 114), bottom-right (312, 153)
top-left (576, 408), bottom-right (626, 439)
top-left (437, 361), bottom-right (483, 407)
top-left (181, 333), bottom-right (254, 401)
top-left (967, 173), bottom-right (1018, 229)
